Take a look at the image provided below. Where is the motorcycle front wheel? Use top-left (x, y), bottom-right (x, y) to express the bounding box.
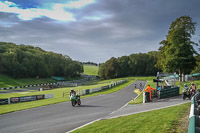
top-left (183, 95), bottom-right (186, 100)
top-left (78, 99), bottom-right (81, 106)
top-left (71, 100), bottom-right (76, 107)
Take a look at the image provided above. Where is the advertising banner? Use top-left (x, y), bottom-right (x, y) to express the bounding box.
top-left (0, 99), bottom-right (9, 105)
top-left (10, 97), bottom-right (20, 103)
top-left (19, 96), bottom-right (36, 102)
top-left (44, 94), bottom-right (54, 99)
top-left (36, 95), bottom-right (45, 100)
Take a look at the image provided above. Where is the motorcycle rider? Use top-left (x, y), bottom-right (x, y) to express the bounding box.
top-left (183, 84), bottom-right (189, 92)
top-left (70, 88), bottom-right (76, 96)
top-left (190, 82), bottom-right (196, 95)
top-left (69, 88), bottom-right (81, 106)
top-left (183, 84), bottom-right (191, 100)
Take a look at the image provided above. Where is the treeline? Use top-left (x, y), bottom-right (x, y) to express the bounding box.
top-left (99, 16), bottom-right (199, 80)
top-left (82, 61), bottom-right (98, 66)
top-left (99, 51), bottom-right (160, 79)
top-left (0, 42), bottom-right (83, 78)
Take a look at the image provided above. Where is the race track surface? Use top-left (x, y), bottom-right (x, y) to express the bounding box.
top-left (0, 81), bottom-right (146, 133)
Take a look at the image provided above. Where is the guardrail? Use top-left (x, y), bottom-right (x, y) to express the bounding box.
top-left (188, 92), bottom-right (200, 133)
top-left (81, 80), bottom-right (127, 96)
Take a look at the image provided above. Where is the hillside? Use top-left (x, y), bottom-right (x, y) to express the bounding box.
top-left (0, 74), bottom-right (55, 88)
top-left (83, 65), bottom-right (99, 76)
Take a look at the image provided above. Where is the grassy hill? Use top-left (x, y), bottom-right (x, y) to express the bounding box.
top-left (0, 74), bottom-right (55, 88)
top-left (83, 64), bottom-right (99, 76)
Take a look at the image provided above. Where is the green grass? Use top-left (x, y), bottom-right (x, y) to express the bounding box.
top-left (0, 77), bottom-right (136, 114)
top-left (0, 74), bottom-right (55, 88)
top-left (72, 103), bottom-right (190, 133)
top-left (83, 65), bottom-right (99, 76)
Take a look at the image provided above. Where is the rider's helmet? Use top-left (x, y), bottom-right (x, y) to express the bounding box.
top-left (191, 82), bottom-right (194, 85)
top-left (71, 88), bottom-right (74, 91)
top-left (184, 84), bottom-right (188, 87)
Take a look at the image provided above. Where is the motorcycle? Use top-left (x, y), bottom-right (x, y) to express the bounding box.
top-left (182, 87), bottom-right (191, 100)
top-left (70, 94), bottom-right (81, 107)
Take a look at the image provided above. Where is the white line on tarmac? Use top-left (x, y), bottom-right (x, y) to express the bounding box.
top-left (66, 118), bottom-right (102, 133)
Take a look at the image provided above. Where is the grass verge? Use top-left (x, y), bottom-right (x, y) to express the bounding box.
top-left (72, 102), bottom-right (190, 133)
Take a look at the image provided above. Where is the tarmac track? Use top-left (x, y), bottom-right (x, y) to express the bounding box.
top-left (0, 81), bottom-right (146, 133)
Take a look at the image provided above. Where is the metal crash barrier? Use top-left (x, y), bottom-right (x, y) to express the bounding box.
top-left (188, 92), bottom-right (200, 133)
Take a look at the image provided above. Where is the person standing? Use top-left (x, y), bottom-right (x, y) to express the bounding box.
top-left (143, 85), bottom-right (156, 101)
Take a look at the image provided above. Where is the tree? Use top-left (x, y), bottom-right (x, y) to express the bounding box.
top-left (117, 56), bottom-right (131, 77)
top-left (98, 52), bottom-right (158, 79)
top-left (0, 42), bottom-right (83, 78)
top-left (156, 16), bottom-right (197, 81)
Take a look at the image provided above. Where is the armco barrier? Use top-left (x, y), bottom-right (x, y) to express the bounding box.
top-left (188, 92), bottom-right (200, 133)
top-left (81, 80), bottom-right (127, 96)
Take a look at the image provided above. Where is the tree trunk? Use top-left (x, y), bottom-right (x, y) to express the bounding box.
top-left (179, 70), bottom-right (182, 82)
top-left (182, 73), bottom-right (185, 82)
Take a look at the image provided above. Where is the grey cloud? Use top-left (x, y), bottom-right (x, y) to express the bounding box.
top-left (0, 0), bottom-right (200, 63)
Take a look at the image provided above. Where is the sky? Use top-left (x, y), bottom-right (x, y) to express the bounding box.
top-left (0, 0), bottom-right (200, 63)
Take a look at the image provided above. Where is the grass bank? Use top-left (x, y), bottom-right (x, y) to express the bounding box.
top-left (83, 65), bottom-right (99, 76)
top-left (72, 102), bottom-right (190, 133)
top-left (0, 74), bottom-right (55, 88)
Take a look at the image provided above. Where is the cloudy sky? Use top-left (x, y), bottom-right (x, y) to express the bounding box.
top-left (0, 0), bottom-right (200, 63)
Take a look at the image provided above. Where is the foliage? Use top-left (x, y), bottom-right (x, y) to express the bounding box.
top-left (99, 52), bottom-right (159, 79)
top-left (156, 16), bottom-right (197, 75)
top-left (192, 55), bottom-right (200, 73)
top-left (0, 42), bottom-right (83, 78)
top-left (82, 61), bottom-right (98, 66)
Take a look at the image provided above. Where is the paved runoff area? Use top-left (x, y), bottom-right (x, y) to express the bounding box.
top-left (104, 95), bottom-right (190, 119)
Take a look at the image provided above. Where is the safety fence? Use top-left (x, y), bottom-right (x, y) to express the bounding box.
top-left (0, 82), bottom-right (58, 90)
top-left (81, 80), bottom-right (127, 96)
top-left (57, 82), bottom-right (78, 87)
top-left (0, 94), bottom-right (54, 105)
top-left (188, 92), bottom-right (200, 133)
top-left (158, 86), bottom-right (179, 99)
top-left (0, 81), bottom-right (85, 91)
